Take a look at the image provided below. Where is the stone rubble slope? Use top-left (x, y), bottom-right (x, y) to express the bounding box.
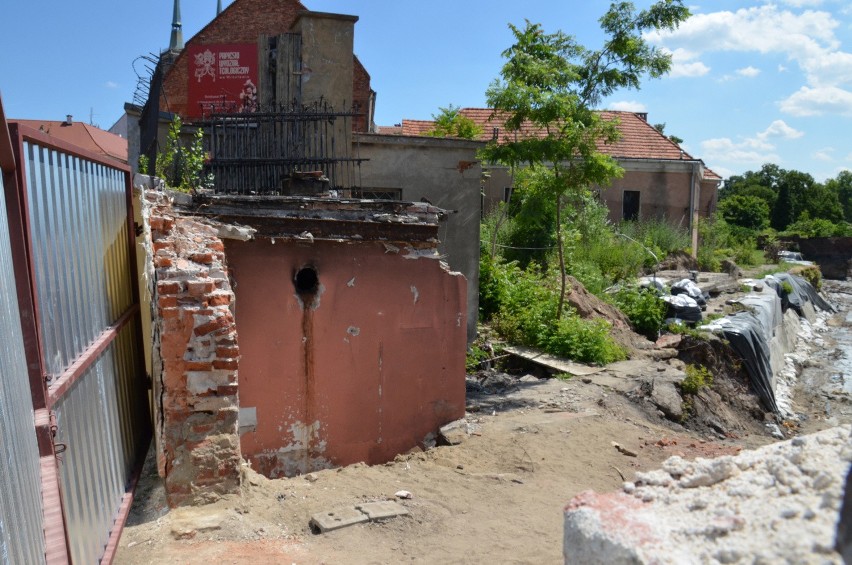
top-left (564, 425), bottom-right (851, 564)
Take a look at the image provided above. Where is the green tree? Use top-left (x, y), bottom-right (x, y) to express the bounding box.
top-left (825, 170), bottom-right (852, 223)
top-left (652, 122), bottom-right (683, 144)
top-left (718, 194), bottom-right (769, 231)
top-left (156, 115), bottom-right (211, 192)
top-left (483, 2), bottom-right (690, 318)
top-left (425, 104), bottom-right (483, 139)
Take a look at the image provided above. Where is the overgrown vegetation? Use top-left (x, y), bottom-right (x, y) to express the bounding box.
top-left (425, 105), bottom-right (483, 140)
top-left (609, 286), bottom-right (666, 341)
top-left (681, 364), bottom-right (713, 395)
top-left (156, 116), bottom-right (212, 192)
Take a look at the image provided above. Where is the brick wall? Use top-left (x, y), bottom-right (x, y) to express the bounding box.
top-left (161, 0), bottom-right (372, 132)
top-left (145, 189), bottom-right (242, 507)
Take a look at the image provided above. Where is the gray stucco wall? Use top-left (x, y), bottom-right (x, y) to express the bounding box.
top-left (354, 134), bottom-right (484, 342)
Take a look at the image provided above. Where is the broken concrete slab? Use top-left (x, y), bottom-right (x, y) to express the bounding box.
top-left (649, 379), bottom-right (684, 421)
top-left (503, 345), bottom-right (604, 377)
top-left (169, 509), bottom-right (228, 540)
top-left (439, 419), bottom-right (468, 445)
top-left (356, 501), bottom-right (409, 521)
top-left (309, 507), bottom-right (369, 533)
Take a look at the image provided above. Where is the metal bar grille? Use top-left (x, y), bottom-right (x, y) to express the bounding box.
top-left (202, 100), bottom-right (363, 194)
top-left (0, 163), bottom-right (47, 564)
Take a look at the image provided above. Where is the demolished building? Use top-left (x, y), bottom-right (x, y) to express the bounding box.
top-left (135, 1), bottom-right (469, 505)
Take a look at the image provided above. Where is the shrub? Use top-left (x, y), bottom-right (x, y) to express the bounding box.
top-left (681, 364), bottom-right (713, 395)
top-left (790, 265), bottom-right (823, 291)
top-left (610, 286), bottom-right (666, 340)
top-left (489, 262), bottom-right (625, 365)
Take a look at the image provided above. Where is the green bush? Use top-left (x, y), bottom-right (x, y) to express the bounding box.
top-left (790, 265), bottom-right (823, 291)
top-left (681, 364), bottom-right (713, 395)
top-left (488, 261), bottom-right (626, 365)
top-left (610, 286), bottom-right (666, 340)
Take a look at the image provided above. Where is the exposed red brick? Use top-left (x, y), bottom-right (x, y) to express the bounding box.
top-left (208, 241), bottom-right (225, 252)
top-left (216, 346), bottom-right (240, 358)
top-left (208, 294), bottom-right (231, 306)
top-left (149, 216), bottom-right (165, 230)
top-left (191, 252), bottom-right (215, 265)
top-left (157, 281), bottom-right (182, 295)
top-left (217, 385), bottom-right (239, 396)
top-left (187, 280), bottom-right (216, 296)
top-left (213, 359), bottom-right (238, 370)
top-left (194, 316), bottom-right (231, 337)
top-left (155, 256), bottom-right (174, 268)
top-left (158, 295), bottom-right (178, 309)
top-left (153, 241), bottom-right (171, 253)
top-left (185, 361), bottom-right (214, 371)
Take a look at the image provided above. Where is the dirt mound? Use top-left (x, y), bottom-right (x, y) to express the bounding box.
top-left (674, 334), bottom-right (770, 438)
top-left (655, 250), bottom-right (698, 273)
top-left (564, 275), bottom-right (655, 357)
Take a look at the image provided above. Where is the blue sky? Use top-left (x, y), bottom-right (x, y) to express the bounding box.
top-left (1, 0), bottom-right (850, 182)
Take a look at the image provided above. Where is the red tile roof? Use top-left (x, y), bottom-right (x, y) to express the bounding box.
top-left (399, 108), bottom-right (721, 181)
top-left (14, 120), bottom-right (129, 164)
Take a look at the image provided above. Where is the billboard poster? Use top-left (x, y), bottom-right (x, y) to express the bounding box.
top-left (187, 43), bottom-right (259, 118)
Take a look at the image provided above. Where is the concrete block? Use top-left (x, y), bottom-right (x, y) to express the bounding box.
top-left (356, 501), bottom-right (409, 521)
top-left (310, 507), bottom-right (369, 533)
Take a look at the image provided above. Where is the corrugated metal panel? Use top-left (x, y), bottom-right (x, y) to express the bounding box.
top-left (18, 137), bottom-right (149, 564)
top-left (0, 171), bottom-right (47, 564)
top-left (53, 322), bottom-right (146, 565)
top-left (23, 143), bottom-right (133, 382)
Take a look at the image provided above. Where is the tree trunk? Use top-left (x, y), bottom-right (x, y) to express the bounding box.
top-left (555, 192), bottom-right (567, 320)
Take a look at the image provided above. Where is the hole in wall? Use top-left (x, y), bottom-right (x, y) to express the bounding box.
top-left (294, 266), bottom-right (319, 295)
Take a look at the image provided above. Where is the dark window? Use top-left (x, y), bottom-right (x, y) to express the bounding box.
top-left (503, 187), bottom-right (513, 202)
top-left (623, 190), bottom-right (640, 221)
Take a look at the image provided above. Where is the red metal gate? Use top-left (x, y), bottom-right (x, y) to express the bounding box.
top-left (1, 94), bottom-right (150, 564)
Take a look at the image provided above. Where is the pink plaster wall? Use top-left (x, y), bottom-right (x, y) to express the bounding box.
top-left (224, 238), bottom-right (467, 478)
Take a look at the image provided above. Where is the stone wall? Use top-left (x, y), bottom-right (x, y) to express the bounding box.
top-left (144, 188), bottom-right (242, 507)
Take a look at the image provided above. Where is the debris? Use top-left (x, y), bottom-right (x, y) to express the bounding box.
top-left (394, 490), bottom-right (413, 499)
top-left (439, 420), bottom-right (469, 445)
top-left (309, 507), bottom-right (369, 534)
top-left (304, 473), bottom-right (319, 483)
top-left (611, 441), bottom-right (638, 457)
top-left (356, 501), bottom-right (410, 521)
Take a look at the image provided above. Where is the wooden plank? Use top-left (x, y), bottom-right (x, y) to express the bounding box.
top-left (502, 345), bottom-right (604, 376)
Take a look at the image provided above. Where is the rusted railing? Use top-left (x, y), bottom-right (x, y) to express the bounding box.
top-left (201, 100), bottom-right (364, 195)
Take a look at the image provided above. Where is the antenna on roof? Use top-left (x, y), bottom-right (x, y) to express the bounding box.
top-left (169, 0), bottom-right (184, 51)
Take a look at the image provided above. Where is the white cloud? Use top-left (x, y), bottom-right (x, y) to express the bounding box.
top-left (699, 119), bottom-right (804, 165)
top-left (778, 64), bottom-right (788, 72)
top-left (736, 66), bottom-right (761, 77)
top-left (700, 137), bottom-right (779, 163)
top-left (609, 100), bottom-right (647, 112)
top-left (814, 147), bottom-right (835, 161)
top-left (776, 0), bottom-right (824, 6)
top-left (646, 5), bottom-right (852, 116)
top-left (779, 85), bottom-right (852, 116)
top-left (665, 47), bottom-right (711, 78)
top-left (757, 119), bottom-right (804, 140)
top-left (105, 81), bottom-right (119, 89)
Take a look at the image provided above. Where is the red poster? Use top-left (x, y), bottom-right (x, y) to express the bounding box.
top-left (186, 43), bottom-right (259, 118)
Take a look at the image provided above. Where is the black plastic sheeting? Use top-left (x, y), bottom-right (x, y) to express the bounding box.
top-left (713, 273), bottom-right (831, 414)
top-left (714, 312), bottom-right (779, 413)
top-left (764, 273), bottom-right (834, 316)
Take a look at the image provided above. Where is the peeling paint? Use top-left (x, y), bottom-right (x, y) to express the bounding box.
top-left (402, 247), bottom-right (445, 260)
top-left (347, 277), bottom-right (356, 287)
top-left (382, 243), bottom-right (400, 254)
top-left (410, 285), bottom-right (419, 304)
top-left (347, 326), bottom-right (360, 337)
top-left (253, 421), bottom-right (332, 478)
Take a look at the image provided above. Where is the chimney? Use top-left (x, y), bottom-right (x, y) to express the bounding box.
top-left (65, 115), bottom-right (73, 126)
top-left (217, 0), bottom-right (223, 15)
top-left (636, 112), bottom-right (648, 122)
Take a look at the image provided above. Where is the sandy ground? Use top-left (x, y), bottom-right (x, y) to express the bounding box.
top-left (115, 278), bottom-right (852, 565)
top-left (117, 373), bottom-right (763, 564)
